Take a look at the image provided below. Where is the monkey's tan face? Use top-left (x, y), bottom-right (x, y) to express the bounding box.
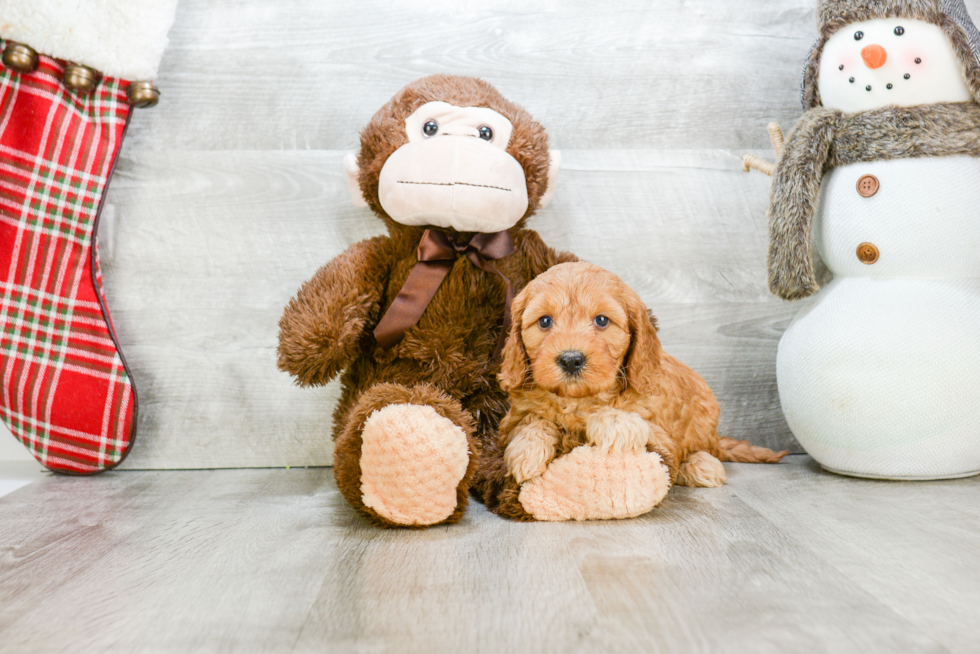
top-left (377, 101), bottom-right (531, 233)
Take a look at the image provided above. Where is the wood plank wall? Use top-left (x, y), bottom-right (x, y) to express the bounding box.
top-left (7, 0), bottom-right (977, 467)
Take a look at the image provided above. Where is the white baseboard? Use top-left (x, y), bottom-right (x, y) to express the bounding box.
top-left (0, 423), bottom-right (32, 462)
top-left (0, 460), bottom-right (46, 499)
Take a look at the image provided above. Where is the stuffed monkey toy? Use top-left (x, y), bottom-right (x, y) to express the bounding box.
top-left (278, 75), bottom-right (575, 527)
top-left (748, 0), bottom-right (980, 479)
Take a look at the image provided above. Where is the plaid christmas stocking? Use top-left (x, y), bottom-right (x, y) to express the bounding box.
top-left (0, 1), bottom-right (177, 474)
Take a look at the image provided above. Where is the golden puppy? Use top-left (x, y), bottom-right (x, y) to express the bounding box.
top-left (494, 262), bottom-right (786, 520)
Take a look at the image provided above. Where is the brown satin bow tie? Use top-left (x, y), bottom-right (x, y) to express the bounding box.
top-left (373, 229), bottom-right (515, 356)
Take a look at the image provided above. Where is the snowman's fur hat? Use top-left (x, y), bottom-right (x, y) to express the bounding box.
top-left (803, 0), bottom-right (980, 108)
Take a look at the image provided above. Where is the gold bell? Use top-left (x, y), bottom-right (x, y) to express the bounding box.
top-left (126, 81), bottom-right (160, 108)
top-left (2, 42), bottom-right (39, 74)
top-left (63, 63), bottom-right (99, 94)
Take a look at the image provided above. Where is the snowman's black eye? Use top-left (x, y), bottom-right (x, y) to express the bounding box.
top-left (538, 316), bottom-right (553, 329)
top-left (854, 31), bottom-right (864, 40)
top-left (839, 64), bottom-right (845, 70)
top-left (478, 126), bottom-right (493, 141)
top-left (594, 315), bottom-right (610, 328)
top-left (894, 26), bottom-right (905, 35)
top-left (423, 121), bottom-right (439, 137)
top-left (849, 77), bottom-right (855, 83)
top-left (915, 57), bottom-right (921, 64)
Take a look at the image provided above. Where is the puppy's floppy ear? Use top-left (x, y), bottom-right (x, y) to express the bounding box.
top-left (498, 289), bottom-right (531, 392)
top-left (622, 285), bottom-right (662, 396)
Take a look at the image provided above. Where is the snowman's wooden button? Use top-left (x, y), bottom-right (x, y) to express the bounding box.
top-left (857, 175), bottom-right (879, 197)
top-left (856, 242), bottom-right (879, 264)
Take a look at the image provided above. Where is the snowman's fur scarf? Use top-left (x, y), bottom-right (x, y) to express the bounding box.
top-left (803, 0), bottom-right (980, 108)
top-left (768, 101), bottom-right (980, 300)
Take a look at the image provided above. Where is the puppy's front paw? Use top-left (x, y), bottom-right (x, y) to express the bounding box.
top-left (505, 422), bottom-right (559, 484)
top-left (585, 409), bottom-right (650, 454)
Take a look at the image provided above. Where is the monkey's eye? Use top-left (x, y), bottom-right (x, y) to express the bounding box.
top-left (854, 31), bottom-right (864, 40)
top-left (478, 126), bottom-right (493, 141)
top-left (894, 26), bottom-right (905, 36)
top-left (593, 315), bottom-right (610, 328)
top-left (537, 316), bottom-right (553, 329)
top-left (423, 121), bottom-right (439, 137)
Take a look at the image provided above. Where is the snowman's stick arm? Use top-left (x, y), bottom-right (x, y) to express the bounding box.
top-left (741, 154), bottom-right (776, 176)
top-left (768, 122), bottom-right (784, 158)
top-left (741, 122), bottom-right (785, 176)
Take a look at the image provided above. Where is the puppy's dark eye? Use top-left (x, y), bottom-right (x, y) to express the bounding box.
top-left (854, 31), bottom-right (864, 41)
top-left (478, 126), bottom-right (493, 141)
top-left (894, 26), bottom-right (904, 36)
top-left (594, 315), bottom-right (610, 328)
top-left (537, 316), bottom-right (553, 329)
top-left (423, 121), bottom-right (439, 137)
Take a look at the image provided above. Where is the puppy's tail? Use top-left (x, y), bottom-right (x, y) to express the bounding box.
top-left (717, 437), bottom-right (788, 464)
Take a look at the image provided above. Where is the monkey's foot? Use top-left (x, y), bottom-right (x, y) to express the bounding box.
top-left (518, 446), bottom-right (670, 522)
top-left (359, 403), bottom-right (470, 526)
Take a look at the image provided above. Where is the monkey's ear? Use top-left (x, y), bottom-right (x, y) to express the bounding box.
top-left (538, 150), bottom-right (561, 209)
top-left (344, 153), bottom-right (369, 208)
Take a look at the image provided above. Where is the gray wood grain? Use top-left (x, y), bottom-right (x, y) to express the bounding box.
top-left (9, 0), bottom-right (979, 465)
top-left (101, 149), bottom-right (796, 468)
top-left (1, 457), bottom-right (975, 653)
top-left (128, 0), bottom-right (979, 153)
top-left (126, 0), bottom-right (823, 153)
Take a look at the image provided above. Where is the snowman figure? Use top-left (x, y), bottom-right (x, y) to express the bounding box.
top-left (758, 0), bottom-right (980, 479)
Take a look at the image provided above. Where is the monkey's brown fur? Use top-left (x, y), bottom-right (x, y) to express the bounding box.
top-left (277, 75), bottom-right (576, 527)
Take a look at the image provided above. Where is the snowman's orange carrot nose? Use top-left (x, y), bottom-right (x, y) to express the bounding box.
top-left (862, 44), bottom-right (887, 69)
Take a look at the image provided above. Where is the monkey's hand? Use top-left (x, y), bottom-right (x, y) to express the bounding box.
top-left (277, 236), bottom-right (389, 386)
top-left (504, 419), bottom-right (562, 484)
top-left (585, 408), bottom-right (651, 455)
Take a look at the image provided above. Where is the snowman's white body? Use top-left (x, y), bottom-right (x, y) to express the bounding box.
top-left (777, 156), bottom-right (980, 478)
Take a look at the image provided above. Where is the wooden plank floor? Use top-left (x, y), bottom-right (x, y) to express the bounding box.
top-left (1, 456), bottom-right (977, 653)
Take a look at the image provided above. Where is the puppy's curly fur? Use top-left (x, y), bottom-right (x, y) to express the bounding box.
top-left (472, 263), bottom-right (787, 521)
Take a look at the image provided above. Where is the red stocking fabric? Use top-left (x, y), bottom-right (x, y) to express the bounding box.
top-left (0, 40), bottom-right (137, 474)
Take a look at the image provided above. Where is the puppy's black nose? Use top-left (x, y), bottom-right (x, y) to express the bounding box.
top-left (557, 351), bottom-right (587, 375)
